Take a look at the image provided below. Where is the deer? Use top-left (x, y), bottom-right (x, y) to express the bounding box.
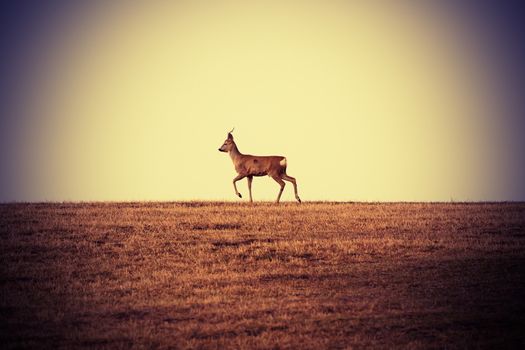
top-left (218, 129), bottom-right (301, 203)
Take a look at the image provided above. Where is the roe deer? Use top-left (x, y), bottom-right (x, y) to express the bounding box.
top-left (218, 129), bottom-right (301, 203)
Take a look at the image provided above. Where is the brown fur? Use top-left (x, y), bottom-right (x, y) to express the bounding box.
top-left (219, 132), bottom-right (301, 203)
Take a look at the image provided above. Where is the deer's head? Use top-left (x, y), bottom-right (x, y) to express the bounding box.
top-left (218, 129), bottom-right (235, 152)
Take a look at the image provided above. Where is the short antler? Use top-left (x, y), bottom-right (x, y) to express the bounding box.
top-left (229, 127), bottom-right (235, 134)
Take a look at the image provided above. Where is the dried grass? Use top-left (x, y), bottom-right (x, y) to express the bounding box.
top-left (1, 202), bottom-right (524, 348)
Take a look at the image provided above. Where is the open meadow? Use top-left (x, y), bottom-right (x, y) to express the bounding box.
top-left (1, 202), bottom-right (524, 349)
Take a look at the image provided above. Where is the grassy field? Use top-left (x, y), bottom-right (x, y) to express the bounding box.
top-left (1, 202), bottom-right (524, 349)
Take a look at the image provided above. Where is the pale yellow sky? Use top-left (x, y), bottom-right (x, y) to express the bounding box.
top-left (6, 1), bottom-right (521, 201)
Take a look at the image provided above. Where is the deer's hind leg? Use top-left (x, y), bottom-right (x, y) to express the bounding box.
top-left (271, 175), bottom-right (286, 203)
top-left (282, 174), bottom-right (301, 203)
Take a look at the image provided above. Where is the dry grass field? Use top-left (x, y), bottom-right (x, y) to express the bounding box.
top-left (1, 202), bottom-right (524, 349)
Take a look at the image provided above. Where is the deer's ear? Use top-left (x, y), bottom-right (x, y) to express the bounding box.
top-left (227, 133), bottom-right (233, 140)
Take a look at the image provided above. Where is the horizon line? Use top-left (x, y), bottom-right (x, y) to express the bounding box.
top-left (1, 200), bottom-right (524, 205)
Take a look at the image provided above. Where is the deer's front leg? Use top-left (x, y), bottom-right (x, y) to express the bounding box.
top-left (247, 176), bottom-right (253, 203)
top-left (233, 174), bottom-right (246, 198)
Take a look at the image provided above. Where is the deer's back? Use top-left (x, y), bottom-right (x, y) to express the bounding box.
top-left (235, 155), bottom-right (286, 176)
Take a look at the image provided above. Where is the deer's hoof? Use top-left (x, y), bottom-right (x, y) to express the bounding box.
top-left (238, 193), bottom-right (242, 198)
top-left (297, 197), bottom-right (302, 203)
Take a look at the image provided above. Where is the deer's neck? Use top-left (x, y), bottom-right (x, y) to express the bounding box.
top-left (229, 143), bottom-right (242, 162)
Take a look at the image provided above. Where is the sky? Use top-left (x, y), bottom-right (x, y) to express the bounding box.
top-left (1, 0), bottom-right (524, 202)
